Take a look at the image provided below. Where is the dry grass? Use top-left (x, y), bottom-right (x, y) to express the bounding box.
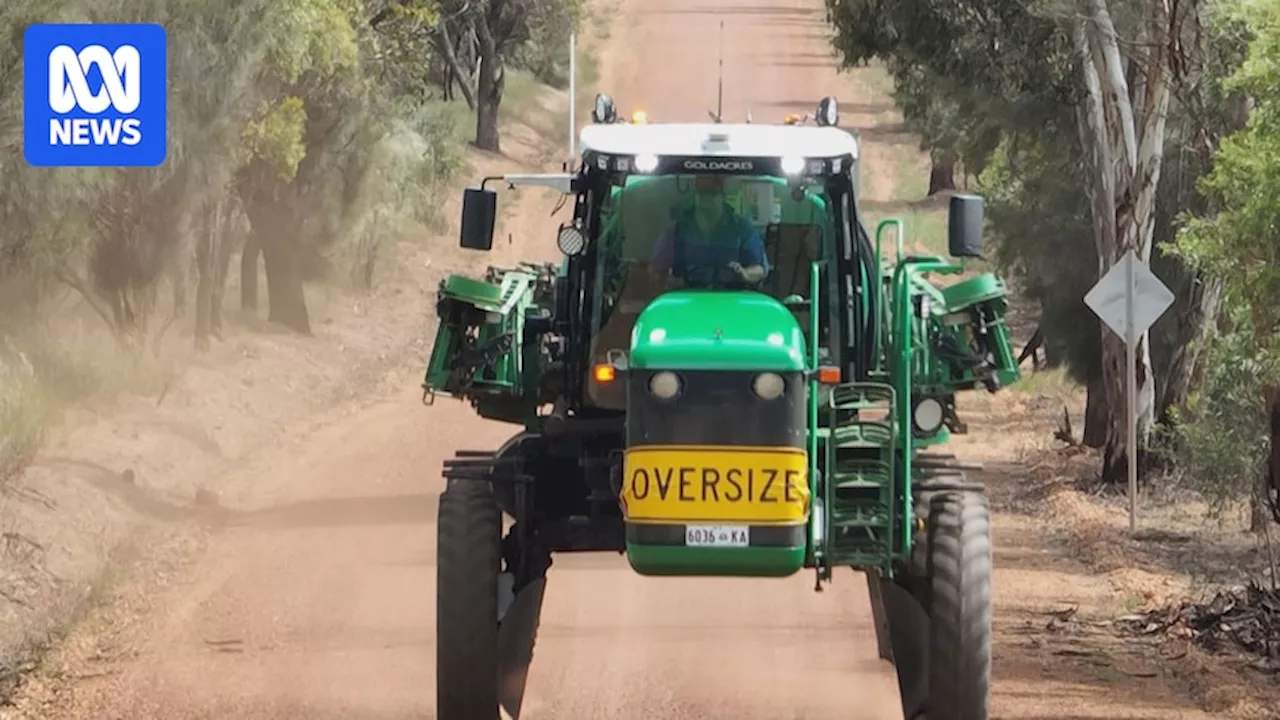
top-left (0, 316), bottom-right (177, 491)
top-left (978, 380), bottom-right (1280, 717)
top-left (0, 357), bottom-right (46, 487)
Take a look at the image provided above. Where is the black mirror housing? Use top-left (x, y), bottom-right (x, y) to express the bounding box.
top-left (947, 194), bottom-right (984, 258)
top-left (460, 186), bottom-right (497, 251)
top-left (592, 93), bottom-right (618, 123)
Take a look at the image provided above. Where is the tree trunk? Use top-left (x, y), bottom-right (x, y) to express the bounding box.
top-left (1156, 275), bottom-right (1222, 424)
top-left (1263, 386), bottom-right (1280, 527)
top-left (194, 224), bottom-right (213, 351)
top-left (210, 204), bottom-right (238, 341)
top-left (473, 15), bottom-right (504, 152)
top-left (1099, 334), bottom-right (1155, 483)
top-left (241, 232), bottom-right (260, 311)
top-left (1073, 1), bottom-right (1173, 485)
top-left (927, 151), bottom-right (957, 196)
top-left (261, 231), bottom-right (311, 335)
top-left (1251, 471), bottom-right (1271, 532)
top-left (435, 21), bottom-right (476, 109)
top-left (1083, 375), bottom-right (1109, 448)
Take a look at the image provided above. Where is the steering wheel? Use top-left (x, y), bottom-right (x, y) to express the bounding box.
top-left (676, 263), bottom-right (757, 291)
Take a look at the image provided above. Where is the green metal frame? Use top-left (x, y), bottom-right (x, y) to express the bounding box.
top-left (422, 172), bottom-right (1022, 581)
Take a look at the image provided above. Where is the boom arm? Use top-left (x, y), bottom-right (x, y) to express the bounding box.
top-left (423, 264), bottom-right (560, 424)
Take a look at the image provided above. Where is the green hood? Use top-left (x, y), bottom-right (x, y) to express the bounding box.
top-left (629, 291), bottom-right (807, 371)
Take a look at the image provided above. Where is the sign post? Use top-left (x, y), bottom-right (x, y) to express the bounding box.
top-left (567, 32), bottom-right (577, 168)
top-left (1083, 249), bottom-right (1175, 532)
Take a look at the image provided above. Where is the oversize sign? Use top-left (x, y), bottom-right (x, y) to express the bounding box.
top-left (24, 23), bottom-right (167, 167)
top-left (620, 446), bottom-right (810, 523)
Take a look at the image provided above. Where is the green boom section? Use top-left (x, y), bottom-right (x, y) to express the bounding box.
top-left (423, 266), bottom-right (551, 426)
top-left (629, 291), bottom-right (807, 372)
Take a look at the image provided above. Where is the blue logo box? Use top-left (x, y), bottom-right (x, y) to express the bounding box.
top-left (24, 23), bottom-right (167, 167)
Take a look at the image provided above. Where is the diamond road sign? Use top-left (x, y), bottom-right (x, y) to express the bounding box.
top-left (1084, 249), bottom-right (1175, 343)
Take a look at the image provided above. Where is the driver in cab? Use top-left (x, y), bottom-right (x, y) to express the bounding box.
top-left (648, 174), bottom-right (770, 288)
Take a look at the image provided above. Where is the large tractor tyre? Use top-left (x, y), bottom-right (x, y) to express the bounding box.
top-left (910, 489), bottom-right (993, 720)
top-left (436, 478), bottom-right (502, 720)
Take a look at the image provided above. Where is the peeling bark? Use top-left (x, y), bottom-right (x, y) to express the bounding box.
top-left (1074, 0), bottom-right (1177, 485)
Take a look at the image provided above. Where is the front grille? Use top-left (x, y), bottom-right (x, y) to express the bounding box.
top-left (626, 370), bottom-right (805, 448)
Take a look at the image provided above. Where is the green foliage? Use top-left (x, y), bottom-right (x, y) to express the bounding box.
top-left (510, 0), bottom-right (585, 88)
top-left (977, 136), bottom-right (1100, 381)
top-left (0, 0), bottom-right (579, 482)
top-left (1172, 0), bottom-right (1280, 346)
top-left (828, 0), bottom-right (1252, 413)
top-left (262, 0), bottom-right (361, 84)
top-left (1159, 320), bottom-right (1271, 514)
top-left (240, 97), bottom-right (310, 181)
top-left (1164, 1), bottom-right (1280, 506)
top-left (825, 0), bottom-right (1096, 377)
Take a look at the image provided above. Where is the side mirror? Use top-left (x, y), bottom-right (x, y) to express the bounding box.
top-left (592, 94), bottom-right (618, 123)
top-left (947, 194), bottom-right (984, 258)
top-left (460, 186), bottom-right (496, 251)
top-left (815, 96), bottom-right (839, 127)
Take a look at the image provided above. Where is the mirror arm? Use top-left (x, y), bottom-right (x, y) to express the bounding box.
top-left (479, 173), bottom-right (578, 195)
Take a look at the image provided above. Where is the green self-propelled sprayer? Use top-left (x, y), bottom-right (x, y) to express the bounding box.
top-left (424, 93), bottom-right (1020, 720)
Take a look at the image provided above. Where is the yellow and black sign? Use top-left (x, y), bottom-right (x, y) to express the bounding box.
top-left (620, 445), bottom-right (810, 524)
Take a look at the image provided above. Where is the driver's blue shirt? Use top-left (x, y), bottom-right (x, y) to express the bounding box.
top-left (650, 203), bottom-right (770, 279)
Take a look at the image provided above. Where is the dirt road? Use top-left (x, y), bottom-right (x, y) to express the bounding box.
top-left (4, 0), bottom-right (908, 718)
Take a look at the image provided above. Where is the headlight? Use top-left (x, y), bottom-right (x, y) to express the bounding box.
top-left (634, 153), bottom-right (659, 173)
top-left (649, 371), bottom-right (681, 400)
top-left (557, 225), bottom-right (586, 255)
top-left (912, 397), bottom-right (945, 434)
top-left (752, 372), bottom-right (785, 400)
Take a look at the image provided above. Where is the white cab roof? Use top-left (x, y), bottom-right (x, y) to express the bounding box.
top-left (579, 122), bottom-right (859, 160)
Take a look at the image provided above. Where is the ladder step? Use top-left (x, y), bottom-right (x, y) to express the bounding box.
top-left (830, 468), bottom-right (887, 487)
top-left (835, 480), bottom-right (882, 490)
top-left (831, 423), bottom-right (893, 447)
top-left (833, 458), bottom-right (890, 472)
top-left (829, 514), bottom-right (888, 528)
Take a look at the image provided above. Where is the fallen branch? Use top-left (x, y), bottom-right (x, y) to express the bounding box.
top-left (1054, 404), bottom-right (1080, 447)
top-left (1116, 582), bottom-right (1280, 669)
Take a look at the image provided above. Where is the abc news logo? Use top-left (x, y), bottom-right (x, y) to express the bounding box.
top-left (23, 23), bottom-right (167, 167)
top-left (48, 44), bottom-right (143, 147)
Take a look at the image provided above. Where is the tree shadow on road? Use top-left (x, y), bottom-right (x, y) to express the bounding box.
top-left (38, 455), bottom-right (440, 530)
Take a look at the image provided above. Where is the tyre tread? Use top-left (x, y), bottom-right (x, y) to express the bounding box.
top-left (913, 488), bottom-right (992, 719)
top-left (436, 478), bottom-right (501, 720)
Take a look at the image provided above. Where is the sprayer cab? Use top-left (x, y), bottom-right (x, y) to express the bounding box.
top-left (426, 92), bottom-right (1019, 720)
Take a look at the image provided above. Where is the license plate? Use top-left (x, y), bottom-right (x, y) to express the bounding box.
top-left (685, 524), bottom-right (748, 547)
top-left (620, 446), bottom-right (809, 523)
